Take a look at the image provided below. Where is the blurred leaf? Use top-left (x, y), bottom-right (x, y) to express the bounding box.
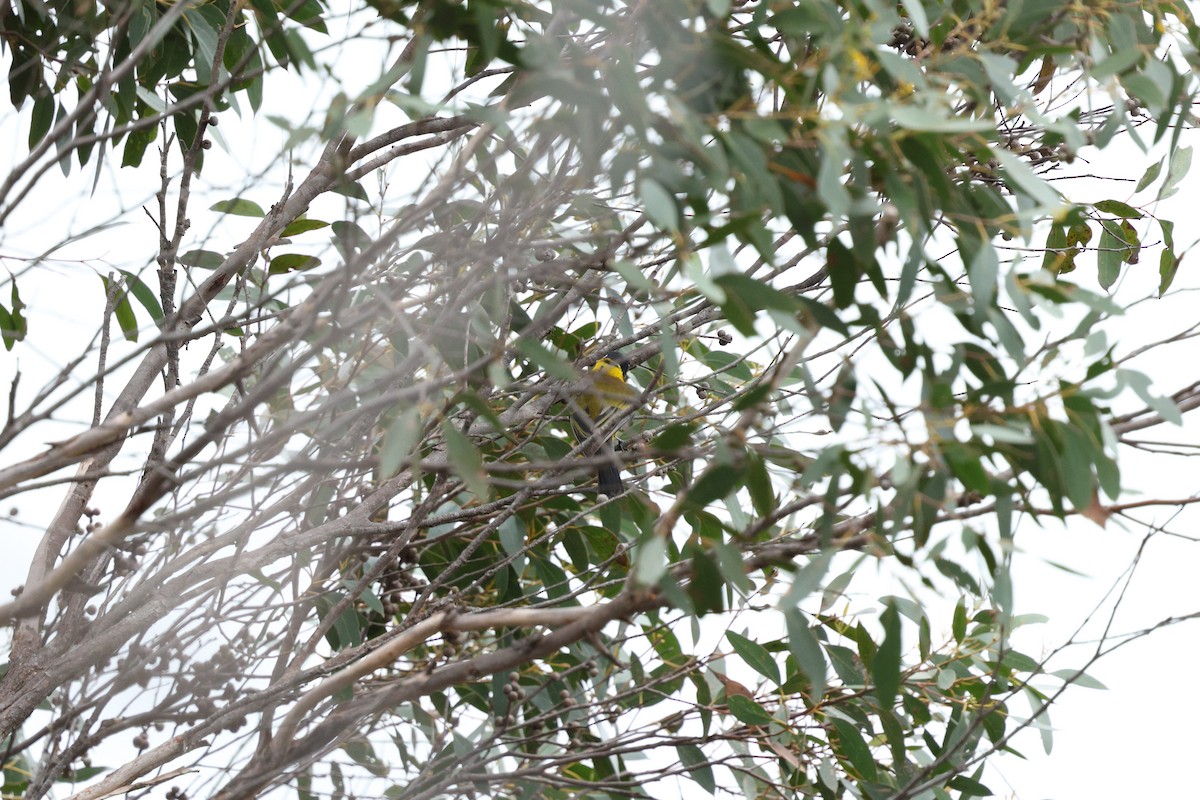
top-left (442, 421), bottom-right (489, 500)
top-left (650, 422), bottom-right (697, 451)
top-left (872, 601), bottom-right (902, 708)
top-left (952, 600), bottom-right (968, 643)
top-left (211, 198), bottom-right (265, 217)
top-left (1050, 669), bottom-right (1108, 690)
top-left (827, 360), bottom-right (856, 432)
top-left (784, 609), bottom-right (827, 698)
top-left (334, 180), bottom-right (370, 200)
top-left (516, 339), bottom-right (576, 381)
top-left (180, 250), bottom-right (225, 269)
top-left (341, 738), bottom-right (387, 778)
top-left (676, 744), bottom-right (715, 794)
top-left (684, 464), bottom-right (743, 510)
top-left (781, 551), bottom-right (833, 608)
top-left (640, 178), bottom-right (678, 230)
top-left (1135, 157), bottom-right (1163, 193)
top-left (380, 408), bottom-right (421, 477)
top-left (745, 450), bottom-right (775, 518)
top-left (948, 775), bottom-right (994, 797)
top-left (1158, 144), bottom-right (1193, 200)
top-left (688, 550), bottom-right (724, 615)
top-left (634, 534), bottom-right (668, 586)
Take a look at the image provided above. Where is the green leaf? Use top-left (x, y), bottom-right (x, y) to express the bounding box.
top-left (1135, 157), bottom-right (1163, 193)
top-left (780, 551), bottom-right (833, 608)
top-left (333, 180), bottom-right (370, 200)
top-left (676, 744), bottom-right (715, 794)
top-left (650, 422), bottom-right (697, 451)
top-left (1092, 199), bottom-right (1141, 218)
top-left (269, 254), bottom-right (321, 274)
top-left (688, 550), bottom-right (724, 615)
top-left (1049, 668), bottom-right (1108, 690)
top-left (342, 738), bottom-right (387, 778)
top-left (820, 566), bottom-right (856, 613)
top-left (180, 249), bottom-right (225, 269)
top-left (610, 259), bottom-right (656, 292)
top-left (726, 694), bottom-right (773, 726)
top-left (872, 601), bottom-right (901, 708)
top-left (1096, 225), bottom-right (1123, 290)
top-left (101, 276), bottom-right (138, 343)
top-left (1158, 144), bottom-right (1193, 200)
top-left (891, 105), bottom-right (991, 132)
top-left (29, 94), bottom-right (54, 149)
top-left (745, 450), bottom-right (775, 518)
top-left (634, 534), bottom-right (668, 586)
top-left (122, 126), bottom-right (157, 168)
top-left (952, 599), bottom-right (967, 643)
top-left (948, 775), bottom-right (994, 797)
top-left (380, 408), bottom-right (421, 478)
top-left (284, 0), bottom-right (328, 32)
top-left (515, 339), bottom-right (576, 381)
top-left (827, 360), bottom-right (856, 432)
top-left (816, 126), bottom-right (850, 219)
top-left (712, 541), bottom-right (753, 593)
top-left (1122, 70), bottom-right (1166, 112)
top-left (6, 283), bottom-right (26, 348)
top-left (639, 178), bottom-right (678, 230)
top-left (55, 765), bottom-right (108, 782)
top-left (784, 609), bottom-right (827, 698)
top-left (118, 270), bottom-right (164, 321)
top-left (332, 220), bottom-right (372, 256)
top-left (442, 420), bottom-right (489, 500)
top-left (992, 146), bottom-right (1062, 209)
top-left (684, 464), bottom-right (743, 510)
top-left (714, 275), bottom-right (796, 314)
top-left (1158, 247), bottom-right (1182, 296)
top-left (728, 631), bottom-right (780, 685)
top-left (184, 7), bottom-right (220, 81)
top-left (831, 718), bottom-right (878, 781)
top-left (281, 218), bottom-right (330, 236)
top-left (211, 198), bottom-right (265, 217)
top-left (1041, 224), bottom-right (1070, 274)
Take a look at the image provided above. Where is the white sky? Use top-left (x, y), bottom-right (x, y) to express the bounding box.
top-left (2, 9), bottom-right (1200, 800)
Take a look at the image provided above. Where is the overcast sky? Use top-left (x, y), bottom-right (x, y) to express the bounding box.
top-left (2, 12), bottom-right (1199, 799)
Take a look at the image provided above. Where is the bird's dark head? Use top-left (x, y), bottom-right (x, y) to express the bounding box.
top-left (602, 351), bottom-right (630, 377)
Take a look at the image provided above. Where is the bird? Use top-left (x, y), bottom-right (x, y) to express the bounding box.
top-left (572, 352), bottom-right (638, 496)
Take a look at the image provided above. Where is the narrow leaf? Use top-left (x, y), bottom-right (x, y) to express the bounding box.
top-left (728, 631), bottom-right (780, 685)
top-left (442, 421), bottom-right (489, 499)
top-left (380, 408), bottom-right (421, 477)
top-left (872, 602), bottom-right (902, 708)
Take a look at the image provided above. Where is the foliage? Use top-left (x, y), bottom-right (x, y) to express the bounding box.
top-left (0, 1), bottom-right (1197, 799)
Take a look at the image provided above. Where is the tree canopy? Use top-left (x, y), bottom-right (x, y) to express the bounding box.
top-left (1, 1), bottom-right (1198, 799)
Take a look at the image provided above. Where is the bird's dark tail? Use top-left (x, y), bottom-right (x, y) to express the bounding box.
top-left (597, 464), bottom-right (624, 496)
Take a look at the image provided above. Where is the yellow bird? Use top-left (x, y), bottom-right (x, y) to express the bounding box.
top-left (572, 353), bottom-right (638, 496)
